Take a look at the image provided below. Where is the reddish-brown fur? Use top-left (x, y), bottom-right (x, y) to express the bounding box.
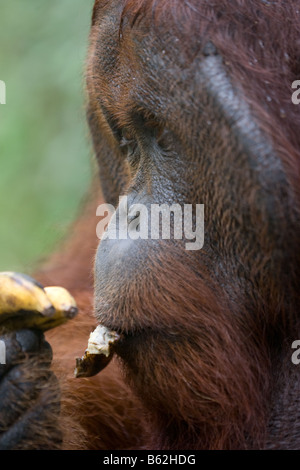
top-left (47, 0), bottom-right (300, 449)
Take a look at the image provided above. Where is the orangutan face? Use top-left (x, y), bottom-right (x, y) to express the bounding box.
top-left (87, 0), bottom-right (300, 449)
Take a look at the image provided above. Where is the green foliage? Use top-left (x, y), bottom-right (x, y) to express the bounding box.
top-left (0, 0), bottom-right (95, 272)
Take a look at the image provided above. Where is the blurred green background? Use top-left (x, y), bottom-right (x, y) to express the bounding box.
top-left (0, 0), bottom-right (95, 272)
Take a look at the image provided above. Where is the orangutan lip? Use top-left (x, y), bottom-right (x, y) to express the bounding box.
top-left (95, 319), bottom-right (157, 352)
top-left (103, 325), bottom-right (158, 348)
top-left (96, 320), bottom-right (134, 338)
top-left (97, 325), bottom-right (132, 347)
top-left (97, 321), bottom-right (162, 341)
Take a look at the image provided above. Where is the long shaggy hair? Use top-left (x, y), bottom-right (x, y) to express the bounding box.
top-left (44, 0), bottom-right (300, 449)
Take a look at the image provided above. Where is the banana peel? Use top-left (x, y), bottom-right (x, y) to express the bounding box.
top-left (0, 272), bottom-right (78, 333)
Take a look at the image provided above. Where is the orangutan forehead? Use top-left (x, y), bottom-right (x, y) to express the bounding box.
top-left (91, 0), bottom-right (300, 88)
top-left (92, 0), bottom-right (300, 50)
top-left (89, 0), bottom-right (300, 193)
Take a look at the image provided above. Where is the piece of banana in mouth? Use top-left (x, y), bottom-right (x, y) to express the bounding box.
top-left (74, 325), bottom-right (121, 378)
top-left (0, 271), bottom-right (78, 332)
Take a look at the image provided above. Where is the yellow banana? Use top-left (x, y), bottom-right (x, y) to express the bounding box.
top-left (42, 286), bottom-right (78, 330)
top-left (0, 272), bottom-right (54, 316)
top-left (0, 272), bottom-right (78, 332)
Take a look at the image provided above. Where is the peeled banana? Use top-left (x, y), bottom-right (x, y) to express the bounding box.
top-left (0, 272), bottom-right (78, 332)
top-left (75, 325), bottom-right (120, 378)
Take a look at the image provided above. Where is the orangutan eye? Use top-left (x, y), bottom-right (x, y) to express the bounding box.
top-left (120, 135), bottom-right (136, 153)
top-left (120, 130), bottom-right (140, 167)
